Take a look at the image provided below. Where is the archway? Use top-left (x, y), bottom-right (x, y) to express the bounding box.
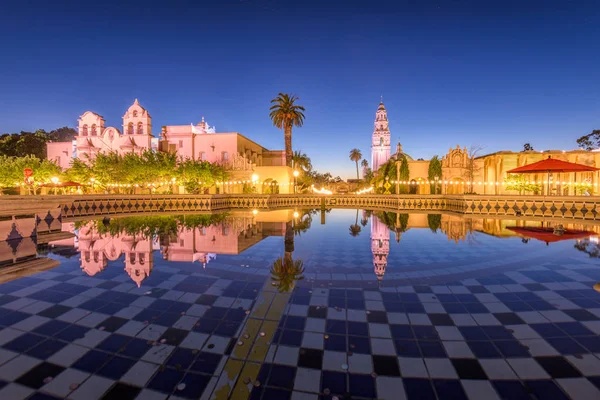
top-left (409, 179), bottom-right (417, 194)
top-left (415, 178), bottom-right (430, 194)
top-left (262, 179), bottom-right (279, 194)
top-left (447, 177), bottom-right (465, 195)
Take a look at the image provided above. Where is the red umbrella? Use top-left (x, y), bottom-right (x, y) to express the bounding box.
top-left (507, 226), bottom-right (594, 245)
top-left (507, 156), bottom-right (598, 195)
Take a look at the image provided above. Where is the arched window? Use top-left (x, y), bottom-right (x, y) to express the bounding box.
top-left (137, 122), bottom-right (143, 135)
top-left (133, 110), bottom-right (138, 117)
top-left (380, 137), bottom-right (383, 146)
top-left (129, 254), bottom-right (136, 265)
top-left (222, 151), bottom-right (229, 161)
top-left (91, 124), bottom-right (97, 136)
top-left (128, 122), bottom-right (134, 135)
top-left (82, 125), bottom-right (88, 136)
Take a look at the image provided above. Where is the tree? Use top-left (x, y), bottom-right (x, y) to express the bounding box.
top-left (363, 167), bottom-right (374, 185)
top-left (50, 127), bottom-right (77, 142)
top-left (361, 159), bottom-right (369, 177)
top-left (176, 158), bottom-right (224, 194)
top-left (504, 174), bottom-right (541, 195)
top-left (427, 155), bottom-right (442, 194)
top-left (463, 145), bottom-right (484, 194)
top-left (64, 158), bottom-right (93, 185)
top-left (373, 155), bottom-right (398, 193)
top-left (292, 151), bottom-right (312, 172)
top-left (427, 214), bottom-right (442, 233)
top-left (398, 155), bottom-right (410, 194)
top-left (270, 257), bottom-right (305, 293)
top-left (349, 148), bottom-right (362, 179)
top-left (349, 209), bottom-right (362, 237)
top-left (576, 129), bottom-right (600, 151)
top-left (269, 93), bottom-right (306, 167)
top-left (522, 143), bottom-right (534, 152)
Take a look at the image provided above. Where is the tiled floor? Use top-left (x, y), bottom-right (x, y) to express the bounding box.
top-left (0, 209), bottom-right (600, 399)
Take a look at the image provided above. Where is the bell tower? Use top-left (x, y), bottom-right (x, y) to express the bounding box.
top-left (371, 98), bottom-right (391, 171)
top-left (371, 215), bottom-right (390, 283)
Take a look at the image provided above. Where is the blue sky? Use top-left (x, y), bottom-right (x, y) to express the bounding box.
top-left (1, 0), bottom-right (598, 178)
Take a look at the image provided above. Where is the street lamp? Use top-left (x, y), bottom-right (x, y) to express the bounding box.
top-left (293, 170), bottom-right (299, 194)
top-left (51, 177), bottom-right (59, 195)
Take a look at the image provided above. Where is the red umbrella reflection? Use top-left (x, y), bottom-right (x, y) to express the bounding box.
top-left (507, 226), bottom-right (594, 245)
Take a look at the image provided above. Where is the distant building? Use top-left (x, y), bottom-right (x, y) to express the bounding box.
top-left (47, 99), bottom-right (294, 193)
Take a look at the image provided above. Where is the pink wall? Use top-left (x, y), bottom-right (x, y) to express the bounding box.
top-left (47, 142), bottom-right (72, 169)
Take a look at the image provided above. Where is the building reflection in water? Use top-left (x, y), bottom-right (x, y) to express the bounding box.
top-left (34, 209), bottom-right (600, 287)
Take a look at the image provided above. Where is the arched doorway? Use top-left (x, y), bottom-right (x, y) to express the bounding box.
top-left (415, 178), bottom-right (430, 194)
top-left (262, 179), bottom-right (279, 194)
top-left (409, 179), bottom-right (418, 194)
top-left (447, 178), bottom-right (465, 195)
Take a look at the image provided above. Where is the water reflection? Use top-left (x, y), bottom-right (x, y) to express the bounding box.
top-left (270, 221), bottom-right (305, 292)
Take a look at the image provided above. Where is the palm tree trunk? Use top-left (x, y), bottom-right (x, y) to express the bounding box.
top-left (284, 124), bottom-right (293, 168)
top-left (355, 161), bottom-right (359, 179)
top-left (355, 209), bottom-right (359, 225)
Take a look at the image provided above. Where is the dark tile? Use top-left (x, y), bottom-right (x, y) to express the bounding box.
top-left (390, 325), bottom-right (414, 339)
top-left (403, 378), bottom-right (436, 400)
top-left (556, 322), bottom-right (595, 337)
top-left (325, 320), bottom-right (346, 335)
top-left (494, 340), bottom-right (530, 357)
top-left (433, 379), bottom-right (468, 400)
top-left (101, 382), bottom-right (140, 400)
top-left (535, 356), bottom-right (582, 378)
top-left (459, 327), bottom-right (487, 341)
top-left (97, 356), bottom-right (136, 380)
top-left (467, 341), bottom-right (502, 358)
top-left (348, 335), bottom-right (370, 354)
top-left (328, 297), bottom-right (345, 308)
top-left (37, 305), bottom-right (72, 318)
top-left (324, 334), bottom-right (346, 352)
top-left (97, 334), bottom-right (132, 353)
top-left (451, 359), bottom-right (487, 379)
top-left (190, 352), bottom-right (222, 375)
top-left (321, 371), bottom-right (347, 396)
top-left (298, 348), bottom-right (323, 369)
top-left (73, 350), bottom-right (112, 373)
top-left (466, 285), bottom-right (489, 293)
top-left (148, 368), bottom-right (184, 393)
top-left (32, 320), bottom-right (70, 336)
top-left (97, 316), bottom-right (128, 332)
top-left (394, 339), bottom-right (421, 357)
top-left (79, 299), bottom-right (108, 311)
top-left (577, 336), bottom-right (600, 352)
top-left (531, 323), bottom-right (567, 338)
top-left (27, 393), bottom-right (63, 400)
top-left (202, 306), bottom-right (228, 320)
top-left (366, 310), bottom-right (388, 324)
top-left (563, 309), bottom-right (600, 321)
top-left (158, 328), bottom-right (189, 346)
top-left (175, 372), bottom-right (211, 399)
top-left (193, 318), bottom-right (219, 334)
top-left (482, 326), bottom-right (513, 340)
top-left (403, 303), bottom-right (425, 313)
top-left (372, 355), bottom-right (400, 376)
top-left (54, 325), bottom-right (89, 341)
top-left (524, 380), bottom-right (570, 400)
top-left (119, 338), bottom-right (153, 358)
top-left (413, 326), bottom-right (439, 340)
top-left (492, 381), bottom-right (531, 400)
top-left (97, 303), bottom-right (126, 315)
top-left (428, 313), bottom-right (455, 326)
top-left (262, 387), bottom-right (291, 400)
top-left (284, 316), bottom-right (306, 330)
top-left (166, 348), bottom-right (197, 370)
top-left (307, 306), bottom-right (327, 319)
top-left (16, 362), bottom-right (65, 389)
top-left (26, 339), bottom-right (67, 359)
top-left (346, 299), bottom-right (365, 310)
top-left (0, 310), bottom-right (30, 326)
top-left (494, 312), bottom-right (525, 325)
top-left (153, 312), bottom-right (181, 327)
top-left (419, 340), bottom-right (446, 358)
top-left (546, 337), bottom-right (588, 354)
top-left (215, 320), bottom-right (241, 336)
top-left (347, 321), bottom-right (369, 336)
top-left (280, 329), bottom-right (303, 347)
top-left (3, 333), bottom-right (46, 352)
top-left (348, 374), bottom-right (376, 398)
top-left (268, 365), bottom-right (295, 390)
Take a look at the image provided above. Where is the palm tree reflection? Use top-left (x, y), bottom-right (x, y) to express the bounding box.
top-left (270, 221), bottom-right (305, 293)
top-left (349, 209), bottom-right (362, 237)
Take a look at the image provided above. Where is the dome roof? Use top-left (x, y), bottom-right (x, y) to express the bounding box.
top-left (398, 152), bottom-right (413, 161)
top-left (378, 102), bottom-right (386, 111)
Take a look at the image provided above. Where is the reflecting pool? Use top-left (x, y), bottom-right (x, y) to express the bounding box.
top-left (1, 209), bottom-right (600, 399)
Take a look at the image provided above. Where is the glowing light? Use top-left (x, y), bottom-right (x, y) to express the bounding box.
top-left (293, 170), bottom-right (299, 177)
top-left (252, 209), bottom-right (258, 215)
top-left (50, 177), bottom-right (59, 184)
top-left (293, 211), bottom-right (299, 218)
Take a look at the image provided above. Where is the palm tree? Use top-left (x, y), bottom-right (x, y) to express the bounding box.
top-left (270, 257), bottom-right (305, 293)
top-left (361, 159), bottom-right (369, 177)
top-left (292, 151), bottom-right (312, 172)
top-left (269, 93), bottom-right (306, 167)
top-left (349, 209), bottom-right (362, 237)
top-left (349, 149), bottom-right (362, 179)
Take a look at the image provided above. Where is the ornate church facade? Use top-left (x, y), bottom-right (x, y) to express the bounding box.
top-left (370, 100), bottom-right (600, 196)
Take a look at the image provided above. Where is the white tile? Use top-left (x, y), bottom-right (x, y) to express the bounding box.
top-left (450, 314), bottom-right (477, 326)
top-left (583, 321), bottom-right (600, 335)
top-left (136, 325), bottom-right (167, 341)
top-left (0, 327), bottom-right (23, 346)
top-left (322, 351), bottom-right (347, 371)
top-left (348, 353), bottom-right (372, 373)
top-left (370, 338), bottom-right (396, 355)
top-left (58, 308), bottom-right (89, 323)
top-left (72, 328), bottom-right (110, 348)
top-left (369, 323), bottom-right (392, 338)
top-left (3, 297), bottom-right (37, 310)
top-left (10, 315), bottom-right (50, 331)
top-left (305, 318), bottom-right (325, 333)
top-left (328, 308), bottom-right (347, 320)
top-left (443, 341), bottom-right (474, 358)
top-left (0, 355), bottom-right (40, 381)
top-left (425, 358), bottom-right (458, 379)
top-left (0, 383), bottom-right (34, 400)
top-left (274, 345), bottom-right (299, 366)
top-left (472, 314), bottom-right (501, 326)
top-left (507, 358), bottom-right (550, 379)
top-left (116, 320), bottom-right (146, 337)
top-left (120, 360), bottom-right (159, 387)
top-left (539, 310), bottom-right (575, 323)
top-left (346, 309), bottom-right (367, 322)
top-left (291, 391), bottom-right (319, 400)
top-left (483, 303), bottom-right (511, 313)
top-left (42, 368), bottom-right (89, 398)
top-left (301, 332), bottom-right (324, 350)
top-left (179, 332), bottom-right (209, 350)
top-left (293, 367), bottom-right (321, 393)
top-left (47, 344), bottom-right (89, 367)
top-left (19, 300), bottom-right (53, 314)
top-left (516, 311), bottom-right (549, 324)
top-left (287, 304), bottom-right (309, 317)
top-left (479, 359), bottom-right (518, 380)
top-left (365, 300), bottom-right (385, 311)
top-left (67, 375), bottom-right (114, 400)
top-left (387, 312), bottom-right (409, 324)
top-left (141, 344), bottom-right (175, 364)
top-left (202, 335), bottom-right (230, 354)
top-left (0, 348), bottom-right (18, 366)
top-left (557, 377), bottom-right (600, 400)
top-left (565, 354), bottom-right (600, 375)
top-left (114, 306), bottom-right (144, 319)
top-left (461, 380), bottom-right (500, 400)
top-left (376, 376), bottom-right (406, 400)
top-left (173, 315), bottom-right (198, 330)
top-left (436, 326), bottom-right (463, 341)
top-left (408, 314), bottom-right (431, 325)
top-left (398, 357), bottom-right (428, 378)
top-left (519, 338), bottom-right (560, 356)
top-left (76, 312), bottom-right (109, 328)
top-left (507, 325), bottom-right (541, 340)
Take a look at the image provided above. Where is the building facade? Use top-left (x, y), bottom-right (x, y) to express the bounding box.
top-left (47, 99), bottom-right (293, 193)
top-left (371, 100), bottom-right (600, 196)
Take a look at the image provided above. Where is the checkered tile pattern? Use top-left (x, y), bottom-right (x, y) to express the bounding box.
top-left (0, 209), bottom-right (600, 399)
